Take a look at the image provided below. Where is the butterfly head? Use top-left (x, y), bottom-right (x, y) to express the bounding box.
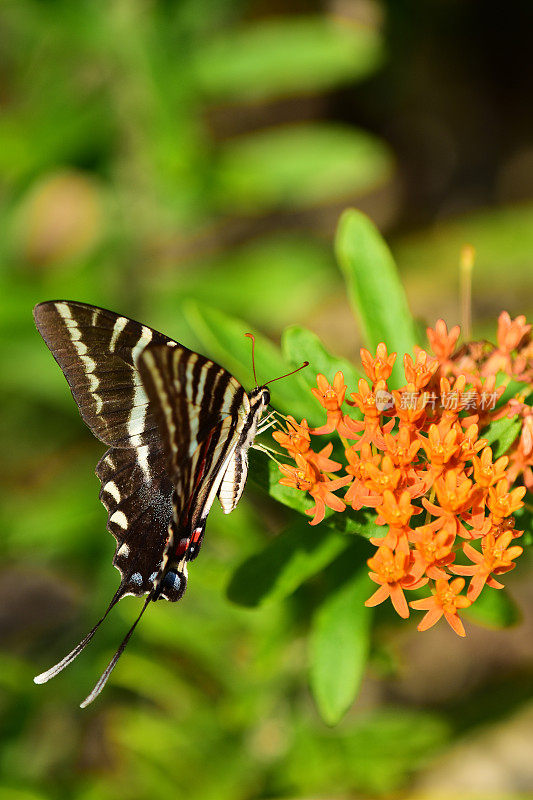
top-left (249, 385), bottom-right (270, 409)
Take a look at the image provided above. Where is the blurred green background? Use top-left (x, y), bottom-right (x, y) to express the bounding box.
top-left (1, 1), bottom-right (533, 798)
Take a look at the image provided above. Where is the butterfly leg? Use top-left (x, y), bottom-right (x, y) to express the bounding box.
top-left (251, 442), bottom-right (285, 465)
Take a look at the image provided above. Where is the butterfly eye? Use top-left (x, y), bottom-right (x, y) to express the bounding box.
top-left (262, 388), bottom-right (271, 406)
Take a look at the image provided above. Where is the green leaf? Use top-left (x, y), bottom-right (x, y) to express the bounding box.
top-left (249, 449), bottom-right (317, 518)
top-left (482, 415), bottom-right (522, 458)
top-left (0, 790), bottom-right (50, 800)
top-left (214, 124), bottom-right (393, 214)
top-left (335, 209), bottom-right (418, 387)
top-left (496, 378), bottom-right (532, 407)
top-left (282, 324), bottom-right (363, 393)
top-left (464, 587), bottom-right (521, 629)
top-left (183, 300), bottom-right (321, 424)
top-left (309, 567), bottom-right (372, 725)
top-left (227, 519), bottom-right (349, 607)
top-left (194, 17), bottom-right (384, 101)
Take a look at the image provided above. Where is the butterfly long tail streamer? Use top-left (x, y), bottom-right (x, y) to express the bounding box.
top-left (33, 586), bottom-right (124, 685)
top-left (79, 593), bottom-right (152, 708)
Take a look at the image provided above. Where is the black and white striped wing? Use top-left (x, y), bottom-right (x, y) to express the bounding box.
top-left (33, 301), bottom-right (251, 598)
top-left (33, 301), bottom-right (259, 706)
top-left (33, 301), bottom-right (172, 448)
top-left (138, 343), bottom-right (250, 561)
top-left (34, 301), bottom-right (181, 597)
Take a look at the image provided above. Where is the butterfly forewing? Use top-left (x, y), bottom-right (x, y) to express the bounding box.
top-left (33, 301), bottom-right (173, 447)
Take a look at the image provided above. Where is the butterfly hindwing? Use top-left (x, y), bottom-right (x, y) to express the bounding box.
top-left (96, 447), bottom-right (173, 597)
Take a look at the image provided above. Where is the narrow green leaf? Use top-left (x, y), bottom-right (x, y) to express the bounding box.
top-left (464, 587), bottom-right (521, 629)
top-left (282, 324), bottom-right (362, 393)
top-left (335, 209), bottom-right (418, 387)
top-left (309, 567), bottom-right (372, 725)
top-left (482, 415), bottom-right (522, 458)
top-left (227, 519), bottom-right (349, 607)
top-left (496, 378), bottom-right (532, 407)
top-left (183, 300), bottom-right (321, 425)
top-left (194, 17), bottom-right (383, 101)
top-left (214, 124), bottom-right (393, 214)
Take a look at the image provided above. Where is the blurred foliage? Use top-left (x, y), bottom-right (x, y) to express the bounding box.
top-left (1, 0), bottom-right (533, 799)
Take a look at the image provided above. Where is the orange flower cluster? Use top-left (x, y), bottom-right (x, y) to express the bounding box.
top-left (275, 314), bottom-right (531, 637)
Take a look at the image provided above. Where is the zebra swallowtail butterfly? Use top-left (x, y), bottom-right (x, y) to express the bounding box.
top-left (32, 301), bottom-right (307, 707)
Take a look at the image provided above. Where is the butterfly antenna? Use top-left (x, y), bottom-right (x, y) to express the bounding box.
top-left (79, 593), bottom-right (152, 708)
top-left (245, 333), bottom-right (259, 386)
top-left (33, 586), bottom-right (123, 685)
top-left (263, 361), bottom-right (309, 387)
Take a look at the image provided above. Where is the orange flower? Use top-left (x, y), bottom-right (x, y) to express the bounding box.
top-left (274, 417), bottom-right (344, 472)
top-left (472, 446), bottom-right (509, 488)
top-left (364, 455), bottom-right (402, 495)
top-left (496, 311), bottom-right (531, 353)
top-left (369, 526), bottom-right (409, 550)
top-left (453, 530), bottom-right (523, 600)
top-left (437, 375), bottom-right (469, 424)
top-left (275, 309), bottom-right (529, 638)
top-left (393, 384), bottom-right (427, 426)
top-left (376, 490), bottom-right (419, 528)
top-left (360, 343), bottom-right (397, 383)
top-left (279, 456), bottom-right (316, 492)
top-left (410, 578), bottom-right (471, 636)
top-left (404, 348), bottom-right (439, 389)
top-left (455, 423), bottom-right (487, 461)
top-left (306, 473), bottom-right (352, 526)
top-left (345, 442), bottom-right (379, 478)
top-left (432, 469), bottom-right (473, 515)
top-left (312, 372), bottom-right (346, 412)
top-left (348, 378), bottom-right (383, 418)
top-left (412, 522), bottom-right (456, 580)
top-left (366, 545), bottom-right (427, 618)
top-left (383, 425), bottom-right (421, 468)
top-left (273, 416), bottom-right (311, 455)
top-left (482, 313), bottom-right (531, 376)
top-left (344, 444), bottom-right (382, 510)
top-left (427, 319), bottom-right (461, 362)
top-left (345, 379), bottom-right (393, 446)
top-left (279, 454), bottom-right (351, 525)
top-left (487, 479), bottom-right (526, 522)
top-left (310, 372), bottom-right (354, 437)
top-left (420, 423), bottom-right (459, 472)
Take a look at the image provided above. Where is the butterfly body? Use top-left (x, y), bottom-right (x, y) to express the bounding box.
top-left (32, 300), bottom-right (272, 704)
